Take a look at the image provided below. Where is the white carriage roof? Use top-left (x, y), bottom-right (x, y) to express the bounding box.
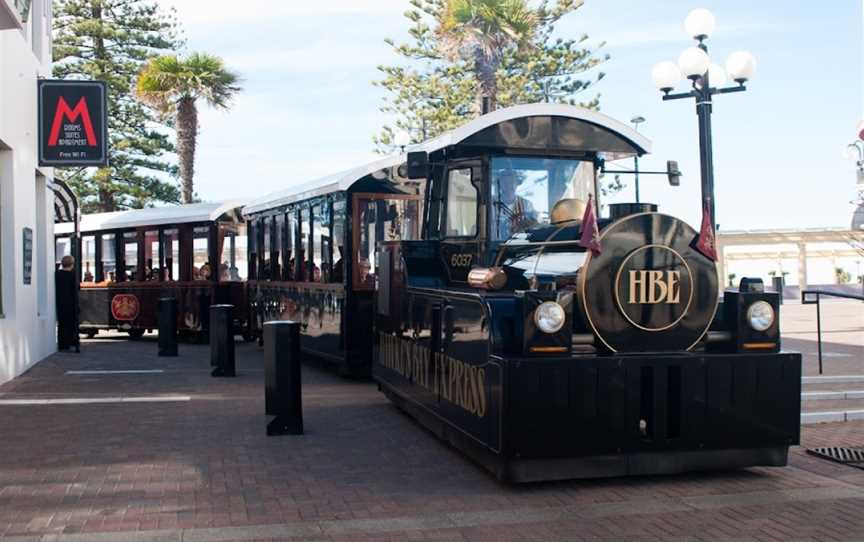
top-left (243, 103), bottom-right (652, 216)
top-left (54, 201), bottom-right (245, 234)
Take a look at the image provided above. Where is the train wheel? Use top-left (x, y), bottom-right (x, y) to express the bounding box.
top-left (127, 329), bottom-right (145, 339)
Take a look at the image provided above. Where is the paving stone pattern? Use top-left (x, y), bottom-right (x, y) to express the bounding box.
top-left (0, 334), bottom-right (864, 541)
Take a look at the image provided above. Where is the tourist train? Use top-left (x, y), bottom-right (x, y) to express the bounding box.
top-left (57, 103), bottom-right (801, 482)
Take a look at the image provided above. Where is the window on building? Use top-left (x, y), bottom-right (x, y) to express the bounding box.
top-left (101, 234), bottom-right (116, 283)
top-left (123, 232), bottom-right (138, 281)
top-left (219, 223), bottom-right (247, 281)
top-left (81, 235), bottom-right (96, 284)
top-left (163, 228), bottom-right (179, 281)
top-left (299, 207), bottom-right (310, 281)
top-left (193, 226), bottom-right (210, 280)
top-left (331, 196), bottom-right (346, 283)
top-left (445, 168), bottom-right (477, 237)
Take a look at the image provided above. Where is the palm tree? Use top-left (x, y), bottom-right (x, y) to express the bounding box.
top-left (136, 53), bottom-right (241, 203)
top-left (436, 0), bottom-right (537, 112)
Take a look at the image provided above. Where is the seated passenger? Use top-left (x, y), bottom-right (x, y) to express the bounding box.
top-left (199, 262), bottom-right (212, 280)
top-left (83, 262), bottom-right (94, 282)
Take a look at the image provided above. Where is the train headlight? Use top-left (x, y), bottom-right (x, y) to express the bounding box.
top-left (534, 301), bottom-right (566, 334)
top-left (746, 301), bottom-right (775, 332)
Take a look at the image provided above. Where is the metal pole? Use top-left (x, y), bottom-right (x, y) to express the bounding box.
top-left (815, 294), bottom-right (823, 375)
top-left (696, 42), bottom-right (716, 234)
top-left (634, 154), bottom-right (640, 203)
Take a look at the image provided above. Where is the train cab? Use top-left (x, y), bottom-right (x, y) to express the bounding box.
top-left (371, 103), bottom-right (801, 482)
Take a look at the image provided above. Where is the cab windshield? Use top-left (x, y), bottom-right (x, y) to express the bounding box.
top-left (491, 156), bottom-right (595, 240)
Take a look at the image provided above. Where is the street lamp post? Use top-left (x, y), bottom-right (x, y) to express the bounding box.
top-left (631, 116), bottom-right (645, 203)
top-left (652, 8), bottom-right (757, 235)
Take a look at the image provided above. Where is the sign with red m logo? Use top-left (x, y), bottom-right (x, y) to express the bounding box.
top-left (38, 80), bottom-right (108, 167)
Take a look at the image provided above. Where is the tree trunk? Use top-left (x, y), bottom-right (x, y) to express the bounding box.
top-left (91, 1), bottom-right (113, 212)
top-left (474, 49), bottom-right (498, 113)
top-left (176, 97), bottom-right (198, 204)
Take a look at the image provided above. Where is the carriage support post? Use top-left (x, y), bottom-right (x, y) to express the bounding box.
top-left (158, 297), bottom-right (178, 357)
top-left (210, 304), bottom-right (235, 377)
top-left (264, 321), bottom-right (303, 436)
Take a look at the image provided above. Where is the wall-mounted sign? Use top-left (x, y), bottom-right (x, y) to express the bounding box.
top-left (38, 80), bottom-right (108, 167)
top-left (22, 227), bottom-right (33, 285)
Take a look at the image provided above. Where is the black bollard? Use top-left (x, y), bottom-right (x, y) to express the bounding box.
top-left (771, 276), bottom-right (784, 305)
top-left (264, 321), bottom-right (303, 435)
top-left (158, 297), bottom-right (178, 357)
top-left (210, 304), bottom-right (235, 377)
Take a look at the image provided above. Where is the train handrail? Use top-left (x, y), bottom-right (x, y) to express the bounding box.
top-left (800, 289), bottom-right (864, 374)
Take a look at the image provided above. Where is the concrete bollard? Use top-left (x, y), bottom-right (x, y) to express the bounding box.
top-left (210, 304), bottom-right (235, 377)
top-left (264, 321), bottom-right (303, 436)
top-left (157, 297), bottom-right (178, 357)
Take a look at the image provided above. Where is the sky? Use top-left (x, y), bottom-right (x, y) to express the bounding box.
top-left (159, 0), bottom-right (863, 232)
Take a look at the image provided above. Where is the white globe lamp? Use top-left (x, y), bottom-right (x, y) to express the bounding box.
top-left (725, 51), bottom-right (757, 83)
top-left (678, 47), bottom-right (710, 80)
top-left (651, 61), bottom-right (682, 93)
top-left (394, 131), bottom-right (411, 149)
top-left (684, 8), bottom-right (716, 40)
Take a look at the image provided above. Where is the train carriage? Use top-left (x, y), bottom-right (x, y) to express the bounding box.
top-left (242, 160), bottom-right (424, 376)
top-left (55, 201), bottom-right (248, 338)
top-left (368, 103), bottom-right (801, 482)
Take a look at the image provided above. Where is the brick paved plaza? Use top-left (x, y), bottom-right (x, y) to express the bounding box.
top-left (0, 301), bottom-right (862, 542)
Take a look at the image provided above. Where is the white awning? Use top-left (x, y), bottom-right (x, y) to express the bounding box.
top-left (54, 201), bottom-right (246, 234)
top-left (244, 103), bottom-right (652, 216)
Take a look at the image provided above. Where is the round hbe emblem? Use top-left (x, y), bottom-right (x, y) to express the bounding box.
top-left (614, 245), bottom-right (694, 332)
top-left (111, 294), bottom-right (140, 321)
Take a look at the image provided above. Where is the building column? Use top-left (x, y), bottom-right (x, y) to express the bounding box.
top-left (716, 241), bottom-right (726, 291)
top-left (797, 242), bottom-right (808, 290)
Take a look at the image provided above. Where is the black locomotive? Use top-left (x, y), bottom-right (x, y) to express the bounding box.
top-left (372, 104), bottom-right (801, 482)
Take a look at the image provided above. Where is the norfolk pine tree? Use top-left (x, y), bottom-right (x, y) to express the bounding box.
top-left (53, 0), bottom-right (183, 212)
top-left (374, 0), bottom-right (609, 153)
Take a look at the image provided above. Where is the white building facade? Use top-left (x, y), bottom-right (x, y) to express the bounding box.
top-left (0, 0), bottom-right (56, 384)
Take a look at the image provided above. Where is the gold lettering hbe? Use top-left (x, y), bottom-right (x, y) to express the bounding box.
top-left (628, 270), bottom-right (680, 305)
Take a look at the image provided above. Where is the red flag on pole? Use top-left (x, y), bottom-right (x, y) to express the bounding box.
top-left (695, 203), bottom-right (718, 261)
top-left (579, 195), bottom-right (602, 256)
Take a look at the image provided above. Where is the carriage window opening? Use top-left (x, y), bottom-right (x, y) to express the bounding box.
top-left (491, 156), bottom-right (594, 240)
top-left (262, 216), bottom-right (271, 281)
top-left (163, 228), bottom-right (180, 281)
top-left (286, 210), bottom-right (297, 281)
top-left (193, 226), bottom-right (211, 280)
top-left (219, 223), bottom-right (247, 281)
top-left (123, 232), bottom-right (138, 281)
top-left (101, 234), bottom-right (116, 284)
top-left (144, 230), bottom-right (161, 281)
top-left (445, 168), bottom-right (477, 237)
top-left (299, 207), bottom-right (310, 281)
top-left (55, 237), bottom-right (72, 269)
top-left (273, 215), bottom-right (283, 280)
top-left (81, 235), bottom-right (96, 283)
top-left (354, 196), bottom-right (421, 290)
top-left (331, 196), bottom-right (346, 283)
top-left (248, 220), bottom-right (258, 280)
top-left (312, 203), bottom-right (330, 282)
